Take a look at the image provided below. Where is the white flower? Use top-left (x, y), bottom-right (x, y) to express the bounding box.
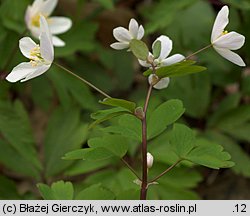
top-left (25, 0), bottom-right (72, 47)
top-left (139, 35), bottom-right (184, 90)
top-left (147, 152), bottom-right (154, 169)
top-left (6, 16), bottom-right (54, 83)
top-left (211, 6), bottom-right (245, 66)
top-left (139, 35), bottom-right (185, 68)
top-left (148, 74), bottom-right (170, 90)
top-left (110, 18), bottom-right (144, 50)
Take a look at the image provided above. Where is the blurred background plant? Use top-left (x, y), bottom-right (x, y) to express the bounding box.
top-left (0, 0), bottom-right (250, 200)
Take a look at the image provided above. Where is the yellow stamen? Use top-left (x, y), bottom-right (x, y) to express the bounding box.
top-left (31, 13), bottom-right (48, 27)
top-left (29, 45), bottom-right (44, 67)
top-left (222, 30), bottom-right (228, 35)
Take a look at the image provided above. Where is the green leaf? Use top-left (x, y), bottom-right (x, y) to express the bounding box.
top-left (0, 140), bottom-right (40, 179)
top-left (141, 0), bottom-right (198, 34)
top-left (48, 66), bottom-right (97, 111)
top-left (84, 148), bottom-right (114, 161)
top-left (221, 123), bottom-right (250, 142)
top-left (102, 114), bottom-right (142, 141)
top-left (89, 107), bottom-right (131, 129)
top-left (216, 105), bottom-right (250, 129)
top-left (100, 98), bottom-right (136, 113)
top-left (0, 0), bottom-right (29, 33)
top-left (0, 100), bottom-right (41, 179)
top-left (129, 39), bottom-right (149, 60)
top-left (148, 133), bottom-right (180, 165)
top-left (169, 124), bottom-right (195, 158)
top-left (0, 175), bottom-right (20, 199)
top-left (76, 184), bottom-right (115, 200)
top-left (44, 107), bottom-right (88, 177)
top-left (161, 73), bottom-right (211, 118)
top-left (205, 131), bottom-right (250, 177)
top-left (64, 159), bottom-right (113, 176)
top-left (37, 181), bottom-right (74, 200)
top-left (152, 40), bottom-right (161, 58)
top-left (144, 60), bottom-right (206, 78)
top-left (148, 99), bottom-right (185, 139)
top-left (63, 149), bottom-right (92, 160)
top-left (89, 111), bottom-right (129, 129)
top-left (185, 138), bottom-right (235, 169)
top-left (55, 20), bottom-right (98, 57)
top-left (31, 77), bottom-right (54, 111)
top-left (116, 189), bottom-right (140, 200)
top-left (64, 147), bottom-right (115, 161)
top-left (94, 0), bottom-right (114, 9)
top-left (149, 184), bottom-right (199, 200)
top-left (153, 166), bottom-right (202, 189)
top-left (207, 93), bottom-right (241, 127)
top-left (223, 0), bottom-right (250, 9)
top-left (88, 135), bottom-right (128, 158)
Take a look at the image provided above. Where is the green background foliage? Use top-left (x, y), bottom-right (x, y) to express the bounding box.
top-left (0, 0), bottom-right (249, 200)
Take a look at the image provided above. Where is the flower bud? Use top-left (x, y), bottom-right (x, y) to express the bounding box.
top-left (147, 152), bottom-right (154, 169)
top-left (134, 107), bottom-right (145, 120)
top-left (148, 74), bottom-right (159, 86)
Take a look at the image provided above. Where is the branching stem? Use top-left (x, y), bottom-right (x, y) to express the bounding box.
top-left (149, 160), bottom-right (182, 183)
top-left (121, 158), bottom-right (141, 180)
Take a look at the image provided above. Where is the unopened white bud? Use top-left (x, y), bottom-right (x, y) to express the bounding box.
top-left (148, 74), bottom-right (170, 90)
top-left (147, 152), bottom-right (154, 169)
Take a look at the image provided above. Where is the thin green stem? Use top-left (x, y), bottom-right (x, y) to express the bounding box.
top-left (54, 62), bottom-right (111, 98)
top-left (121, 158), bottom-right (141, 180)
top-left (185, 44), bottom-right (212, 60)
top-left (149, 160), bottom-right (182, 183)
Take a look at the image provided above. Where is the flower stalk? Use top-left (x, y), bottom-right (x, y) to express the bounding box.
top-left (54, 62), bottom-right (111, 98)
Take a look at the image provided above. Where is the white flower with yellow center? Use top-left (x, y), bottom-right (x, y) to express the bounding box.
top-left (25, 0), bottom-right (72, 47)
top-left (110, 18), bottom-right (144, 50)
top-left (211, 6), bottom-right (245, 66)
top-left (6, 16), bottom-right (54, 83)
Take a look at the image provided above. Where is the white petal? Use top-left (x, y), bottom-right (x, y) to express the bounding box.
top-left (153, 35), bottom-right (172, 61)
top-left (137, 25), bottom-right (145, 40)
top-left (154, 77), bottom-right (170, 89)
top-left (138, 59), bottom-right (151, 68)
top-left (31, 0), bottom-right (44, 11)
top-left (110, 42), bottom-right (129, 50)
top-left (40, 0), bottom-right (58, 16)
top-left (52, 36), bottom-right (65, 47)
top-left (40, 16), bottom-right (54, 61)
top-left (21, 64), bottom-right (51, 82)
top-left (48, 17), bottom-right (72, 34)
top-left (29, 26), bottom-right (40, 39)
top-left (25, 6), bottom-right (32, 26)
top-left (6, 62), bottom-right (36, 83)
top-left (113, 27), bottom-right (132, 42)
top-left (147, 152), bottom-right (154, 169)
top-left (213, 31), bottom-right (245, 50)
top-left (138, 52), bottom-right (153, 68)
top-left (214, 47), bottom-right (246, 67)
top-left (161, 54), bottom-right (185, 66)
top-left (211, 6), bottom-right (229, 42)
top-left (40, 15), bottom-right (52, 41)
top-left (129, 18), bottom-right (139, 38)
top-left (19, 37), bottom-right (37, 59)
top-left (148, 74), bottom-right (156, 85)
